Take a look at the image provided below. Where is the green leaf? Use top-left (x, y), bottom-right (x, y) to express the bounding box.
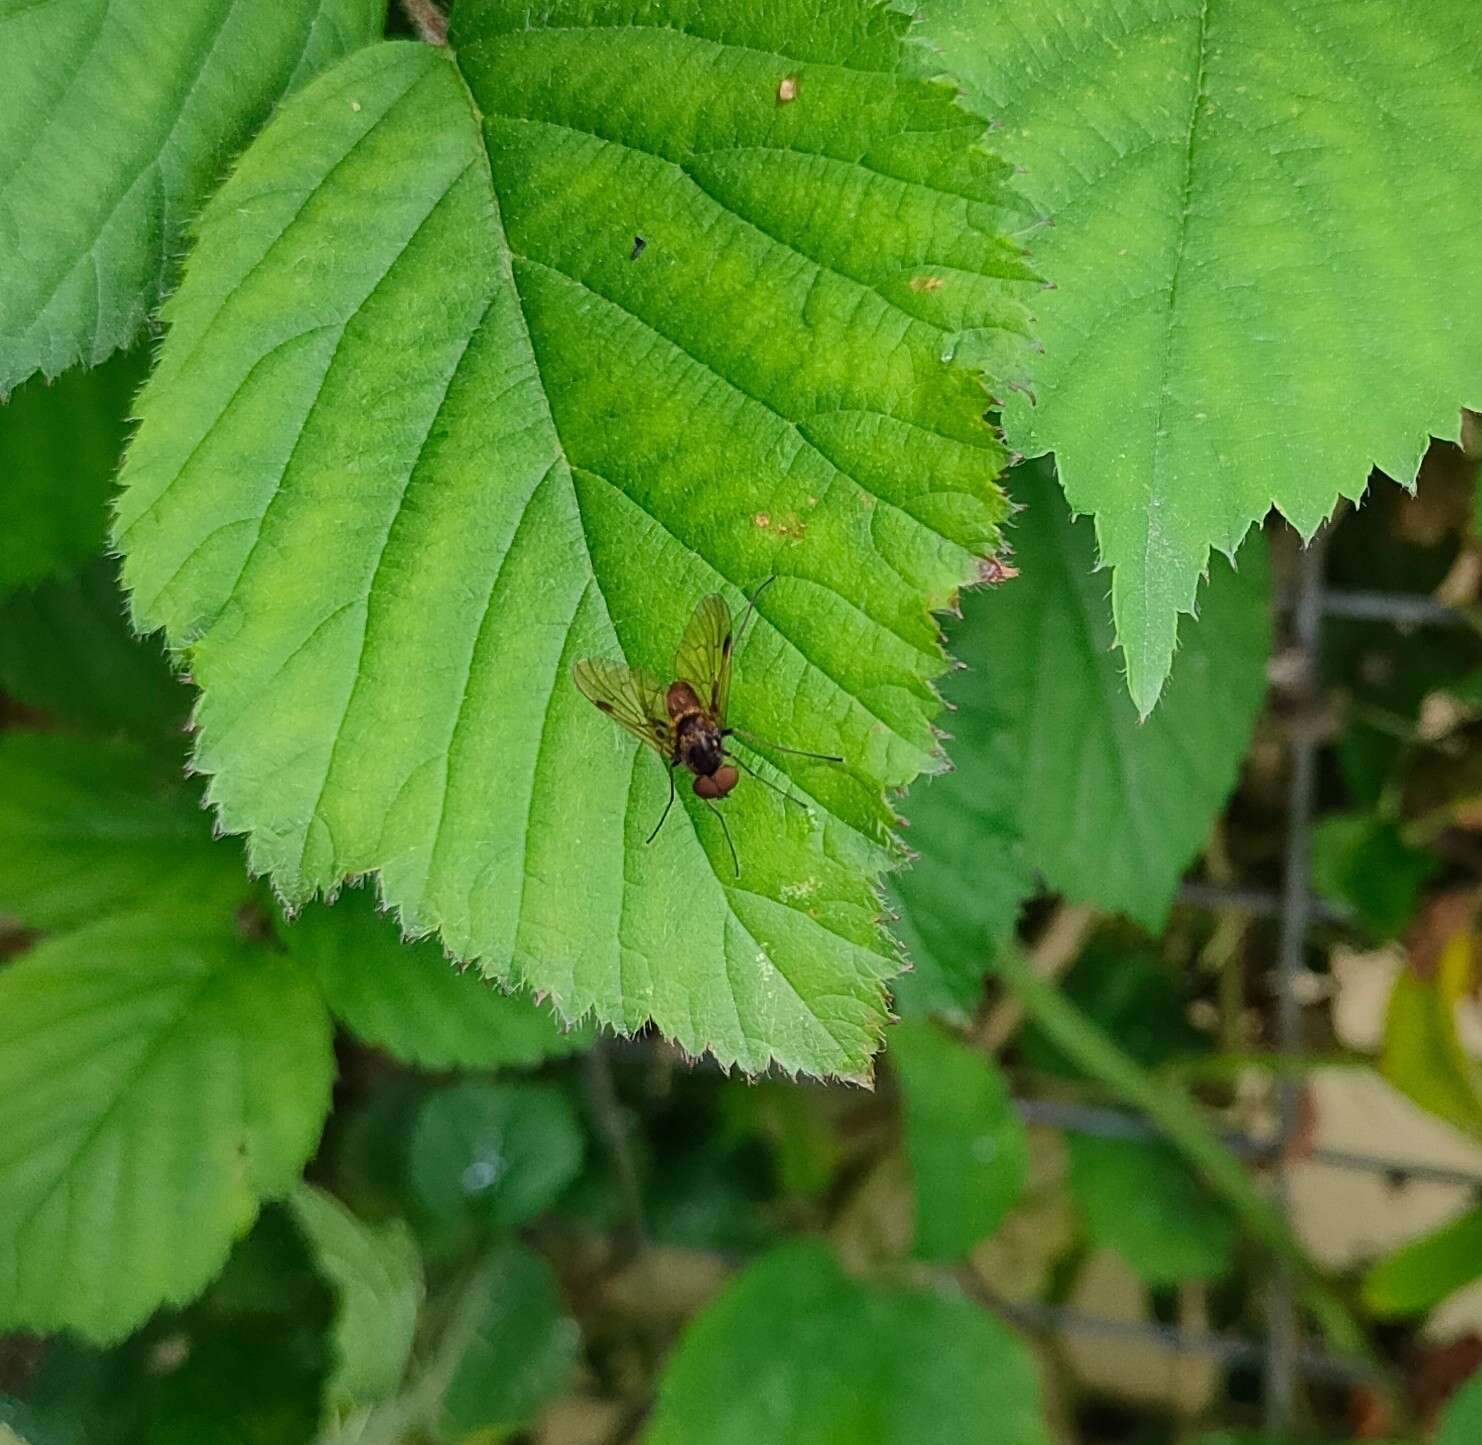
top-left (891, 604), bottom-right (1029, 1020)
top-left (0, 0), bottom-right (384, 391)
top-left (1362, 1204), bottom-right (1482, 1318)
top-left (1439, 1368), bottom-right (1482, 1445)
top-left (987, 462), bottom-right (1270, 924)
top-left (1064, 1134), bottom-right (1237, 1285)
top-left (922, 1), bottom-right (1482, 711)
top-left (1311, 813), bottom-right (1438, 940)
top-left (288, 1184), bottom-right (423, 1409)
top-left (113, 2), bottom-right (1040, 1080)
top-left (891, 459), bottom-right (1268, 993)
top-left (648, 1239), bottom-right (1049, 1445)
top-left (0, 560), bottom-right (189, 735)
top-left (0, 348), bottom-right (146, 593)
top-left (410, 1080), bottom-right (583, 1228)
top-left (135, 1316), bottom-right (327, 1445)
top-left (0, 733), bottom-right (250, 932)
top-left (891, 1021), bottom-right (1026, 1259)
top-left (0, 914), bottom-right (334, 1341)
top-left (1382, 934), bottom-right (1482, 1141)
top-left (437, 1244), bottom-right (580, 1439)
top-left (285, 887), bottom-right (591, 1070)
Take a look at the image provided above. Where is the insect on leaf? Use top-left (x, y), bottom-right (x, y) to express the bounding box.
top-left (674, 593), bottom-right (736, 719)
top-left (113, 2), bottom-right (1039, 1080)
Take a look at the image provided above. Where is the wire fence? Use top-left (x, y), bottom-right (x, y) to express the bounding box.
top-left (1013, 529), bottom-right (1482, 1431)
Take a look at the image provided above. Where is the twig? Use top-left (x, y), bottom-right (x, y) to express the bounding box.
top-left (970, 902), bottom-right (1095, 1053)
top-left (399, 0), bottom-right (448, 45)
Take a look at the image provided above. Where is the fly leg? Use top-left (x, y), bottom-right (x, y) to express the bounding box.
top-left (727, 750), bottom-right (808, 810)
top-left (732, 574), bottom-right (777, 653)
top-left (646, 764), bottom-right (677, 845)
top-left (724, 726), bottom-right (842, 764)
top-left (701, 798), bottom-right (740, 877)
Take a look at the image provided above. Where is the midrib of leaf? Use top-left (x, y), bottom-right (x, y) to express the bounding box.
top-left (1136, 0), bottom-right (1212, 712)
top-left (448, 49), bottom-right (923, 1057)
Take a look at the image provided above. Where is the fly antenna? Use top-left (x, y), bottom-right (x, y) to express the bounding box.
top-left (728, 725), bottom-right (842, 763)
top-left (646, 766), bottom-right (677, 845)
top-left (703, 799), bottom-right (740, 877)
top-left (728, 751), bottom-right (807, 809)
top-left (734, 574), bottom-right (778, 654)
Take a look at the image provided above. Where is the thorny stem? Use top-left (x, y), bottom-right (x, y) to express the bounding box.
top-left (400, 0), bottom-right (448, 45)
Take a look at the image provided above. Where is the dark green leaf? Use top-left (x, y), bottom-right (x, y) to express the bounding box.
top-left (892, 606), bottom-right (1029, 1020)
top-left (1064, 1134), bottom-right (1237, 1286)
top-left (977, 462), bottom-right (1269, 927)
top-left (0, 914), bottom-right (334, 1341)
top-left (0, 733), bottom-right (249, 932)
top-left (1019, 940), bottom-right (1208, 1080)
top-left (438, 1244), bottom-right (579, 1438)
top-left (1362, 1204), bottom-right (1482, 1318)
top-left (1311, 813), bottom-right (1438, 940)
top-left (648, 1240), bottom-right (1049, 1445)
top-left (410, 1081), bottom-right (583, 1228)
top-left (285, 887), bottom-right (591, 1071)
top-left (0, 348), bottom-right (145, 592)
top-left (0, 560), bottom-right (188, 735)
top-left (891, 1021), bottom-right (1026, 1259)
top-left (1438, 1368), bottom-right (1482, 1445)
top-left (0, 0), bottom-right (384, 389)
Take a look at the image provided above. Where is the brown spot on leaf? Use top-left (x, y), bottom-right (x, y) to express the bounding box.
top-left (909, 275), bottom-right (944, 293)
top-left (776, 74), bottom-right (799, 104)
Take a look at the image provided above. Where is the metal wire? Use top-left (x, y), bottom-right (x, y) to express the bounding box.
top-left (1266, 528), bottom-right (1328, 1431)
top-left (1012, 1097), bottom-right (1482, 1189)
top-left (1174, 880), bottom-right (1352, 924)
top-left (996, 1299), bottom-right (1378, 1386)
top-left (1305, 587), bottom-right (1471, 628)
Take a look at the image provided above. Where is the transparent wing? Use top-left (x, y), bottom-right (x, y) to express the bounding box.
top-left (674, 593), bottom-right (734, 720)
top-left (572, 659), bottom-right (673, 758)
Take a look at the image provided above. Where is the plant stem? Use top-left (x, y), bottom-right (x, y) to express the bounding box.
top-left (970, 902), bottom-right (1095, 1053)
top-left (993, 945), bottom-right (1372, 1364)
top-left (400, 0), bottom-right (448, 45)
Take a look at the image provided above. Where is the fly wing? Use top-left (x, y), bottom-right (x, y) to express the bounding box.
top-left (674, 593), bottom-right (734, 720)
top-left (572, 659), bottom-right (674, 757)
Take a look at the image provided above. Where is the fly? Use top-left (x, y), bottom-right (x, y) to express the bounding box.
top-left (572, 577), bottom-right (842, 876)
